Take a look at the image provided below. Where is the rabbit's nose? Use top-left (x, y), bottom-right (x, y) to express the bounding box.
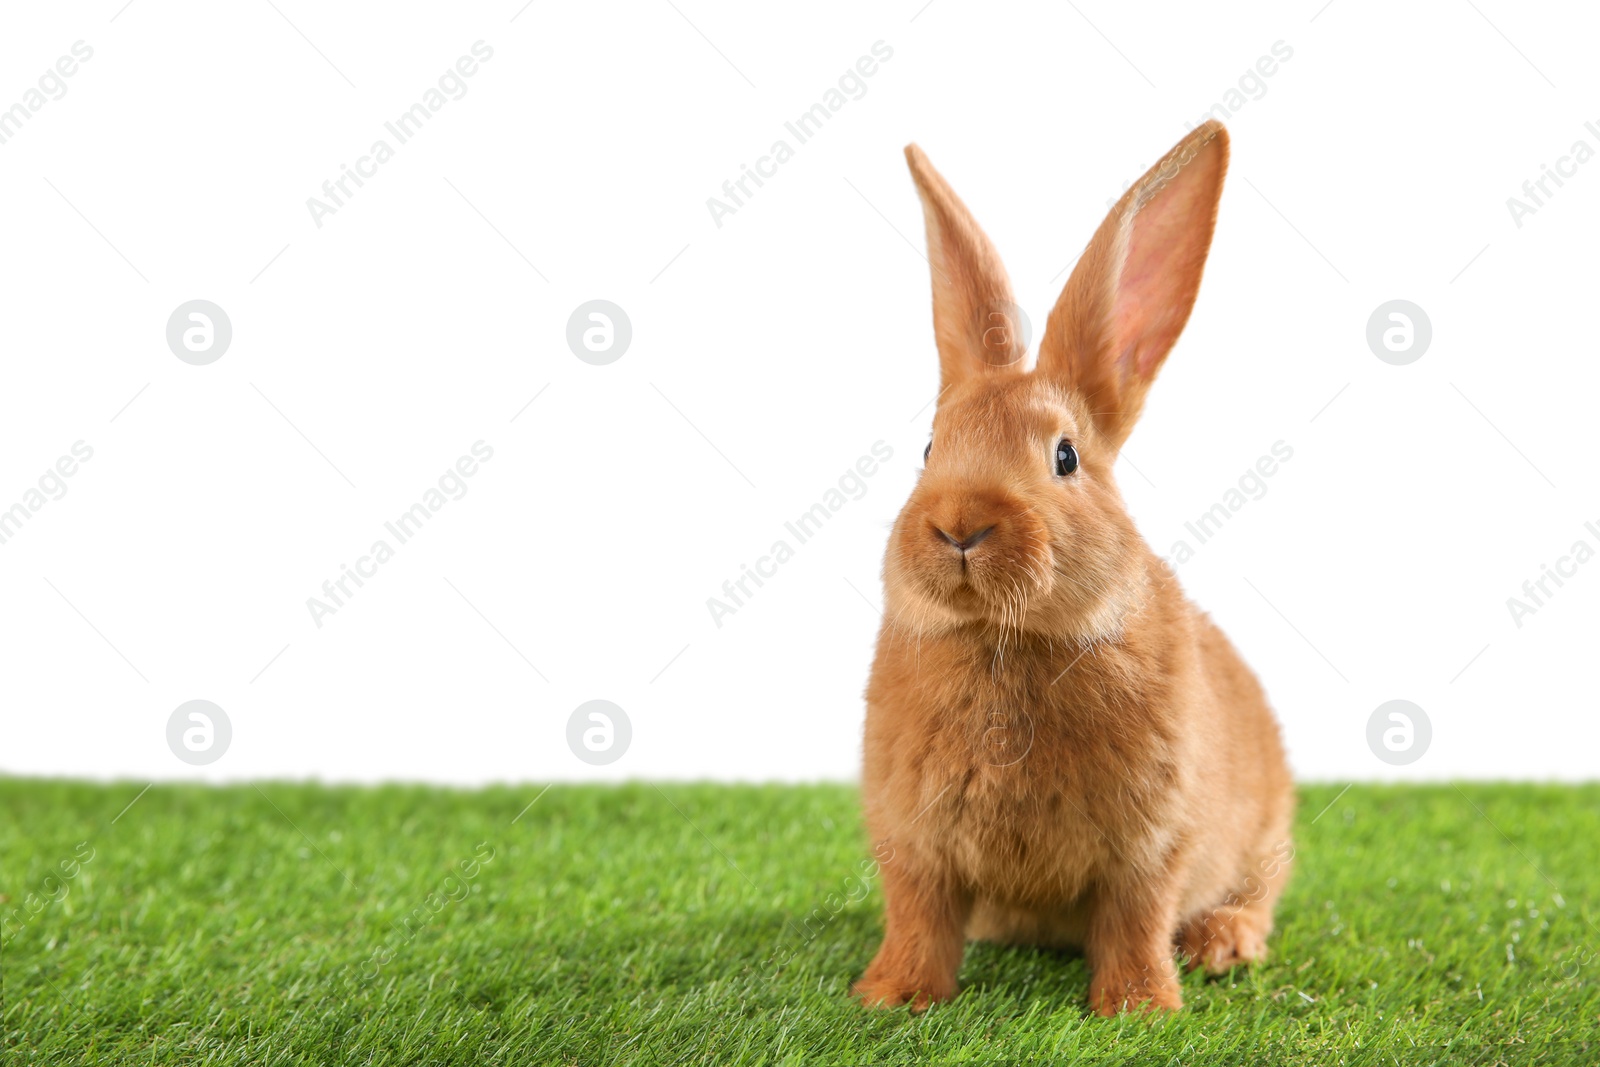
top-left (935, 525), bottom-right (994, 553)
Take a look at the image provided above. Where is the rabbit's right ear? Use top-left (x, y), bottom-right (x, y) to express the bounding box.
top-left (905, 144), bottom-right (1026, 392)
top-left (1036, 121), bottom-right (1229, 450)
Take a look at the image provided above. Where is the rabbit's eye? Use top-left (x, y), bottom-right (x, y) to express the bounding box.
top-left (1055, 439), bottom-right (1079, 476)
top-left (924, 440), bottom-right (932, 463)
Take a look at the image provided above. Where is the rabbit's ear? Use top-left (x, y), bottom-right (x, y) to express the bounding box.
top-left (905, 144), bottom-right (1026, 391)
top-left (1036, 121), bottom-right (1229, 449)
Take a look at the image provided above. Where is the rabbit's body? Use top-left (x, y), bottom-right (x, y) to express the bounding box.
top-left (864, 548), bottom-right (1292, 938)
top-left (855, 123), bottom-right (1294, 1015)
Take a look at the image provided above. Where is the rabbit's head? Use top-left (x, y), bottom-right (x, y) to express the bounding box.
top-left (885, 122), bottom-right (1228, 639)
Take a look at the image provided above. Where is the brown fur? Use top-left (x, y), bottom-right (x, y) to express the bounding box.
top-left (854, 122), bottom-right (1294, 1016)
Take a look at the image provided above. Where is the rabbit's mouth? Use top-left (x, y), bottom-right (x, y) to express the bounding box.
top-left (888, 513), bottom-right (1060, 629)
top-left (887, 501), bottom-right (1147, 640)
top-left (938, 580), bottom-right (989, 614)
top-left (900, 559), bottom-right (1144, 644)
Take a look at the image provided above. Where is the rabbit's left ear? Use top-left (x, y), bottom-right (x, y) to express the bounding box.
top-left (1037, 121), bottom-right (1229, 449)
top-left (905, 144), bottom-right (1026, 392)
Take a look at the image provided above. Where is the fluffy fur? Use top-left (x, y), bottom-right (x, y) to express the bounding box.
top-left (854, 122), bottom-right (1294, 1016)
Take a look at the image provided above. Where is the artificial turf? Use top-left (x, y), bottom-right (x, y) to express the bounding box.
top-left (2, 779), bottom-right (1597, 1065)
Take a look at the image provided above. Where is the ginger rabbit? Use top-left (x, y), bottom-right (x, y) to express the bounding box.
top-left (855, 121), bottom-right (1294, 1016)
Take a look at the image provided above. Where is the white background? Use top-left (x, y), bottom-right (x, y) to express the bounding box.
top-left (2, 1), bottom-right (1595, 785)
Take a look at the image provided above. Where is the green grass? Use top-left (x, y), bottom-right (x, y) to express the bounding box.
top-left (3, 780), bottom-right (1598, 1065)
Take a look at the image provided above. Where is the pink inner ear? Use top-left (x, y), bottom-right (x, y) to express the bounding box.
top-left (1111, 164), bottom-right (1218, 380)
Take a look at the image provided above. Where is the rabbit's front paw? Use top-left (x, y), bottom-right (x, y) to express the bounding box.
top-left (1088, 963), bottom-right (1183, 1016)
top-left (1179, 905), bottom-right (1271, 974)
top-left (852, 972), bottom-right (956, 1013)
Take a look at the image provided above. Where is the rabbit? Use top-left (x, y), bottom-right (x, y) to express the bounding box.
top-left (853, 120), bottom-right (1295, 1016)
